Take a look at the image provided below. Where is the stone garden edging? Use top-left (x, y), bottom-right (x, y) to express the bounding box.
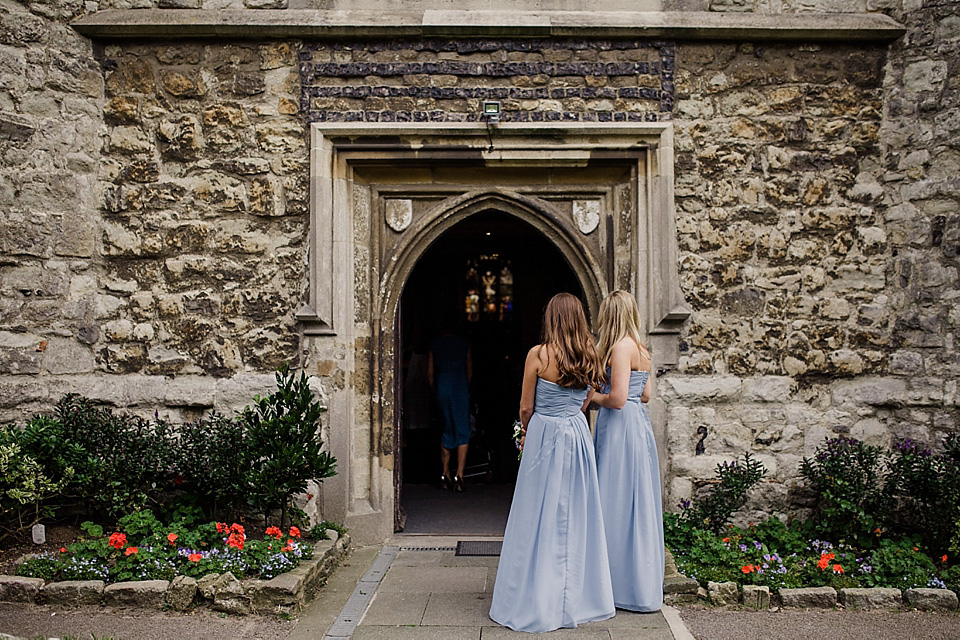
top-left (704, 582), bottom-right (959, 612)
top-left (0, 533), bottom-right (350, 615)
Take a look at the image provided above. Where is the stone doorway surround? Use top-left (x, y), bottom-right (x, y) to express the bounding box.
top-left (300, 122), bottom-right (689, 543)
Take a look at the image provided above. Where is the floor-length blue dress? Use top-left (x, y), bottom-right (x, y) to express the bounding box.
top-left (595, 369), bottom-right (664, 612)
top-left (490, 378), bottom-right (615, 633)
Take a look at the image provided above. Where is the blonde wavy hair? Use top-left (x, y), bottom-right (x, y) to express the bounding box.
top-left (540, 293), bottom-right (604, 389)
top-left (596, 290), bottom-right (649, 367)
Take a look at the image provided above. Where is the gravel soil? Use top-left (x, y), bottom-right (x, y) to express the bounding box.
top-left (678, 605), bottom-right (960, 640)
top-left (0, 603), bottom-right (295, 640)
top-left (0, 524), bottom-right (82, 575)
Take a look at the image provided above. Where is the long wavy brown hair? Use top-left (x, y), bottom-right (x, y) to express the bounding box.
top-left (540, 293), bottom-right (604, 389)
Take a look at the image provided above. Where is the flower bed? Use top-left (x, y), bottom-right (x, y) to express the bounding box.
top-left (667, 516), bottom-right (957, 593)
top-left (0, 529), bottom-right (351, 614)
top-left (665, 434), bottom-right (960, 601)
top-left (16, 519), bottom-right (314, 585)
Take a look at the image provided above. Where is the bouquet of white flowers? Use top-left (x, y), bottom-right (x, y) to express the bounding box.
top-left (512, 419), bottom-right (524, 460)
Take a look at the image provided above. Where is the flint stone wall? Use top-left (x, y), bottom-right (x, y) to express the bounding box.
top-left (0, 0), bottom-right (956, 532)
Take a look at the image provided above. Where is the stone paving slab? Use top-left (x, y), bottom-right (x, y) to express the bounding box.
top-left (479, 627), bottom-right (613, 639)
top-left (378, 565), bottom-right (489, 593)
top-left (353, 625), bottom-right (480, 640)
top-left (362, 591), bottom-right (430, 625)
top-left (392, 551), bottom-right (455, 567)
top-left (422, 591), bottom-right (494, 626)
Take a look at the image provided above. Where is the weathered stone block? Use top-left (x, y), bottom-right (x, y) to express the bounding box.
top-left (707, 580), bottom-right (739, 606)
top-left (663, 575), bottom-right (699, 596)
top-left (212, 572), bottom-right (249, 614)
top-left (779, 587), bottom-right (837, 609)
top-left (742, 377), bottom-right (793, 403)
top-left (166, 575), bottom-right (197, 611)
top-left (839, 587), bottom-right (901, 610)
top-left (197, 573), bottom-right (220, 600)
top-left (44, 580), bottom-right (104, 607)
top-left (0, 576), bottom-right (42, 603)
top-left (249, 572), bottom-right (303, 612)
top-left (104, 580), bottom-right (169, 608)
top-left (904, 588), bottom-right (959, 612)
top-left (42, 338), bottom-right (95, 375)
top-left (742, 584), bottom-right (770, 610)
top-left (659, 376), bottom-right (742, 403)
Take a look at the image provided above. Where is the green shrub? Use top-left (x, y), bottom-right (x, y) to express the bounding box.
top-left (243, 365), bottom-right (337, 527)
top-left (50, 395), bottom-right (176, 519)
top-left (674, 453), bottom-right (766, 534)
top-left (175, 413), bottom-right (251, 521)
top-left (800, 436), bottom-right (889, 548)
top-left (860, 537), bottom-right (938, 590)
top-left (0, 440), bottom-right (69, 543)
top-left (885, 435), bottom-right (960, 556)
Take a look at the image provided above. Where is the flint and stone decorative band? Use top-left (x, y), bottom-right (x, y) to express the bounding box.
top-left (299, 38), bottom-right (675, 125)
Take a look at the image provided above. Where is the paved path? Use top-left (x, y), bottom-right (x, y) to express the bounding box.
top-left (297, 536), bottom-right (693, 639)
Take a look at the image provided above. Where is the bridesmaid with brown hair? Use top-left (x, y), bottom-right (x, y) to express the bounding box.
top-left (489, 293), bottom-right (615, 633)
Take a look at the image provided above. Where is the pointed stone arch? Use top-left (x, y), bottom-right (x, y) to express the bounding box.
top-left (381, 189), bottom-right (607, 328)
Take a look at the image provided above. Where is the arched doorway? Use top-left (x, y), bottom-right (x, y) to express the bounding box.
top-left (396, 209), bottom-right (585, 533)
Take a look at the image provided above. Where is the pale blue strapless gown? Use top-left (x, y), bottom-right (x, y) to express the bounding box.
top-left (489, 378), bottom-right (615, 633)
top-left (595, 370), bottom-right (664, 611)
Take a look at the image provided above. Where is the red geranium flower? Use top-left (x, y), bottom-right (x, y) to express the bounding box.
top-left (832, 564), bottom-right (844, 574)
top-left (216, 522), bottom-right (228, 534)
top-left (125, 546), bottom-right (138, 556)
top-left (943, 555), bottom-right (949, 563)
top-left (227, 532), bottom-right (245, 550)
top-left (282, 543), bottom-right (293, 552)
top-left (188, 553), bottom-right (202, 562)
top-left (230, 523), bottom-right (245, 535)
top-left (109, 532), bottom-right (127, 549)
top-left (167, 533), bottom-right (178, 545)
top-left (289, 526), bottom-right (301, 539)
top-left (741, 564), bottom-right (755, 574)
top-left (60, 547), bottom-right (67, 553)
top-left (266, 526), bottom-right (283, 540)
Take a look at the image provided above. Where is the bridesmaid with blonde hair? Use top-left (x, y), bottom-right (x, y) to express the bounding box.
top-left (591, 290), bottom-right (664, 612)
top-left (490, 292), bottom-right (614, 633)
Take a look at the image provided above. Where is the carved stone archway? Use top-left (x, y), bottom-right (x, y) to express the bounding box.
top-left (301, 122), bottom-right (688, 543)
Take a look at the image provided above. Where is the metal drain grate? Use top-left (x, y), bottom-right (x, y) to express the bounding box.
top-left (455, 540), bottom-right (503, 556)
top-left (399, 546), bottom-right (457, 552)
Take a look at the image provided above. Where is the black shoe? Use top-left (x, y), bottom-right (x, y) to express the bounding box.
top-left (440, 474), bottom-right (451, 491)
top-left (453, 476), bottom-right (465, 493)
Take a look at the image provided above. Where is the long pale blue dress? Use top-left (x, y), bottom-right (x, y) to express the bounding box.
top-left (490, 378), bottom-right (615, 633)
top-left (595, 369), bottom-right (664, 612)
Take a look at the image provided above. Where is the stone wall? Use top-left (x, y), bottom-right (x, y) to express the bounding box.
top-left (0, 0), bottom-right (957, 531)
top-left (664, 0), bottom-right (960, 520)
top-left (0, 2), bottom-right (302, 421)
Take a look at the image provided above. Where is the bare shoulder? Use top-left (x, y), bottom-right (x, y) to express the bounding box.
top-left (612, 337), bottom-right (641, 357)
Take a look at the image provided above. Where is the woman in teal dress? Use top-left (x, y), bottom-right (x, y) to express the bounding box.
top-left (489, 293), bottom-right (614, 632)
top-left (591, 290), bottom-right (663, 612)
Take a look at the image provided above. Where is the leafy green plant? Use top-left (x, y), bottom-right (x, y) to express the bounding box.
top-left (308, 520), bottom-right (349, 540)
top-left (243, 366), bottom-right (337, 527)
top-left (675, 453), bottom-right (767, 534)
top-left (0, 440), bottom-right (70, 543)
top-left (860, 537), bottom-right (937, 590)
top-left (885, 435), bottom-right (960, 556)
top-left (175, 413), bottom-right (251, 521)
top-left (800, 436), bottom-right (889, 548)
top-left (48, 395), bottom-right (177, 519)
